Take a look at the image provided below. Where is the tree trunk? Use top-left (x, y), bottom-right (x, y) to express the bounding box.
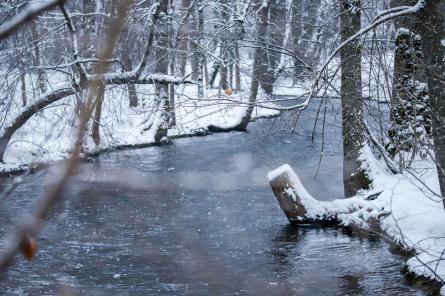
top-left (416, 0), bottom-right (445, 209)
top-left (234, 41), bottom-right (241, 93)
top-left (30, 21), bottom-right (46, 95)
top-left (154, 0), bottom-right (171, 142)
top-left (237, 0), bottom-right (270, 130)
top-left (291, 0), bottom-right (304, 79)
top-left (268, 164), bottom-right (386, 224)
top-left (291, 0), bottom-right (321, 80)
top-left (196, 5), bottom-right (205, 99)
top-left (189, 12), bottom-right (200, 81)
top-left (20, 68), bottom-right (27, 107)
top-left (127, 80), bottom-right (138, 108)
top-left (260, 0), bottom-right (286, 96)
top-left (339, 0), bottom-right (370, 197)
top-left (301, 0), bottom-right (320, 61)
top-left (229, 51), bottom-right (234, 88)
top-left (391, 0), bottom-right (422, 105)
top-left (219, 46), bottom-right (229, 90)
top-left (219, 2), bottom-right (229, 91)
top-left (169, 0), bottom-right (176, 127)
top-left (387, 0), bottom-right (431, 163)
top-left (123, 54), bottom-right (138, 107)
top-left (209, 62), bottom-right (220, 88)
top-left (179, 0), bottom-right (190, 76)
top-left (82, 0), bottom-right (96, 58)
top-left (91, 83), bottom-right (106, 146)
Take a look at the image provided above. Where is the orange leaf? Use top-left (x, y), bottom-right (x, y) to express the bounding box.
top-left (20, 234), bottom-right (37, 261)
top-left (225, 87), bottom-right (233, 96)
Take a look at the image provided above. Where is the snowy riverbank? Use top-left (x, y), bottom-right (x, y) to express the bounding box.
top-left (360, 147), bottom-right (445, 293)
top-left (268, 146), bottom-right (445, 293)
top-left (0, 83), bottom-right (279, 174)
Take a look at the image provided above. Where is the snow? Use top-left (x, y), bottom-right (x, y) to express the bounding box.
top-left (397, 27), bottom-right (411, 35)
top-left (272, 80), bottom-right (312, 97)
top-left (0, 74), bottom-right (279, 173)
top-left (269, 145), bottom-right (445, 290)
top-left (267, 164), bottom-right (320, 212)
top-left (359, 146), bottom-right (445, 288)
top-left (267, 164), bottom-right (375, 218)
top-left (272, 52), bottom-right (394, 103)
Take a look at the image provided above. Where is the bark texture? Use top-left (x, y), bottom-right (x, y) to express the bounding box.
top-left (291, 0), bottom-right (320, 79)
top-left (154, 0), bottom-right (171, 142)
top-left (416, 0), bottom-right (445, 208)
top-left (237, 0), bottom-right (270, 130)
top-left (339, 0), bottom-right (370, 197)
top-left (387, 0), bottom-right (431, 164)
top-left (260, 0), bottom-right (286, 96)
top-left (179, 0), bottom-right (190, 76)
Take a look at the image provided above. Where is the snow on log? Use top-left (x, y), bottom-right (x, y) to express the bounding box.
top-left (267, 164), bottom-right (388, 226)
top-left (267, 164), bottom-right (326, 223)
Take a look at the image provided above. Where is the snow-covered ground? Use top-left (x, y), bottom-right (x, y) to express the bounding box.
top-left (273, 53), bottom-right (394, 102)
top-left (0, 79), bottom-right (279, 173)
top-left (361, 147), bottom-right (445, 292)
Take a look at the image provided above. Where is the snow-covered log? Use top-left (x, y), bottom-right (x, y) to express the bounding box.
top-left (267, 164), bottom-right (389, 226)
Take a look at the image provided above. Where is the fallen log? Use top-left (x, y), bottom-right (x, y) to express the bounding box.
top-left (267, 164), bottom-right (389, 226)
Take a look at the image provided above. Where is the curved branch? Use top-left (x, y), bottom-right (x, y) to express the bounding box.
top-left (0, 0), bottom-right (66, 40)
top-left (0, 87), bottom-right (75, 162)
top-left (0, 73), bottom-right (193, 162)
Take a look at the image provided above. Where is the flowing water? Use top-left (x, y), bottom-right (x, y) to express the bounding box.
top-left (0, 99), bottom-right (426, 295)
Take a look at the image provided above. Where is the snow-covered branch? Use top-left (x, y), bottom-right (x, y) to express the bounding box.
top-left (0, 0), bottom-right (65, 40)
top-left (277, 0), bottom-right (426, 113)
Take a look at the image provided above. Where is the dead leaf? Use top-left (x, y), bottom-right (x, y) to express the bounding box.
top-left (225, 87), bottom-right (233, 96)
top-left (20, 234), bottom-right (37, 261)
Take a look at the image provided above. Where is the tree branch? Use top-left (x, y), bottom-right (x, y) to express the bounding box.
top-left (0, 0), bottom-right (66, 40)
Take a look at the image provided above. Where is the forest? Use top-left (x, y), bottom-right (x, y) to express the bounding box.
top-left (0, 0), bottom-right (444, 295)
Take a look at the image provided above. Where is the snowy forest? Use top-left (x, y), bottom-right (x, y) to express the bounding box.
top-left (0, 0), bottom-right (444, 295)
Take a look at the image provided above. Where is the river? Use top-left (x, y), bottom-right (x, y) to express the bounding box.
top-left (0, 99), bottom-right (426, 295)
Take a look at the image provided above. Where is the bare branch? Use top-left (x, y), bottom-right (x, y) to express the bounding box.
top-left (0, 0), bottom-right (66, 40)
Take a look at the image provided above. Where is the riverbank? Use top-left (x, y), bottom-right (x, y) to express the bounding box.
top-left (0, 85), bottom-right (280, 174)
top-left (361, 147), bottom-right (445, 294)
top-left (268, 145), bottom-right (445, 294)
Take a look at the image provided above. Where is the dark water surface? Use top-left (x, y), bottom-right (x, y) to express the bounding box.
top-left (0, 101), bottom-right (425, 295)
